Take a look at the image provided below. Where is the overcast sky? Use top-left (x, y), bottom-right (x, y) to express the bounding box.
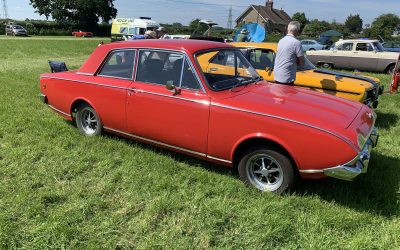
top-left (5, 0), bottom-right (400, 27)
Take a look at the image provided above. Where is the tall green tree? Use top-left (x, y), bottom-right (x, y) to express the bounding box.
top-left (345, 14), bottom-right (363, 34)
top-left (292, 12), bottom-right (308, 32)
top-left (29, 0), bottom-right (117, 29)
top-left (364, 13), bottom-right (400, 39)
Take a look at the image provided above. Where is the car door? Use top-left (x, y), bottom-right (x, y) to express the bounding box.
top-left (126, 49), bottom-right (210, 155)
top-left (331, 42), bottom-right (354, 69)
top-left (351, 42), bottom-right (379, 71)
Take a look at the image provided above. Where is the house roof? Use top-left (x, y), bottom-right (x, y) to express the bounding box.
top-left (236, 4), bottom-right (291, 26)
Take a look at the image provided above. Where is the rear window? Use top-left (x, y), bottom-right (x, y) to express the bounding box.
top-left (98, 50), bottom-right (136, 79)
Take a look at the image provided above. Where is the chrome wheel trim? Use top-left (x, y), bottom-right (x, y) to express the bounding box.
top-left (80, 109), bottom-right (98, 135)
top-left (246, 153), bottom-right (284, 192)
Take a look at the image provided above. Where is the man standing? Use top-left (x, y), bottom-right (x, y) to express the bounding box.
top-left (236, 29), bottom-right (249, 42)
top-left (156, 27), bottom-right (170, 39)
top-left (273, 21), bottom-right (304, 85)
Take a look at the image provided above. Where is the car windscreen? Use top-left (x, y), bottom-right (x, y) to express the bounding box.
top-left (297, 56), bottom-right (316, 71)
top-left (195, 49), bottom-right (260, 91)
top-left (13, 25), bottom-right (23, 29)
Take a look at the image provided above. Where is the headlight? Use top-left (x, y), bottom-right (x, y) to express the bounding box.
top-left (357, 133), bottom-right (366, 149)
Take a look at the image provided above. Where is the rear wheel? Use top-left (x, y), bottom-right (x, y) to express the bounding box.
top-left (76, 104), bottom-right (102, 136)
top-left (238, 148), bottom-right (295, 194)
top-left (320, 63), bottom-right (333, 69)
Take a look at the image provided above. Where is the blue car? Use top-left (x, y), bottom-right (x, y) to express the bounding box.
top-left (382, 42), bottom-right (400, 52)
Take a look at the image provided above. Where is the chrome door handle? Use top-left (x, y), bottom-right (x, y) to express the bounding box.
top-left (210, 68), bottom-right (218, 72)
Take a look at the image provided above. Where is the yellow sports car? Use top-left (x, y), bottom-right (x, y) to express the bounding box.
top-left (229, 42), bottom-right (383, 108)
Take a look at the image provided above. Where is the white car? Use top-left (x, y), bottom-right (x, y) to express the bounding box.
top-left (307, 39), bottom-right (399, 74)
top-left (301, 40), bottom-right (326, 51)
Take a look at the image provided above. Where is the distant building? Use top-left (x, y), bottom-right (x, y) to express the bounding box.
top-left (235, 0), bottom-right (291, 34)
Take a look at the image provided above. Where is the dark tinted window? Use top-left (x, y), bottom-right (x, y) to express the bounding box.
top-left (181, 59), bottom-right (201, 90)
top-left (98, 50), bottom-right (135, 79)
top-left (136, 50), bottom-right (184, 86)
top-left (356, 43), bottom-right (374, 51)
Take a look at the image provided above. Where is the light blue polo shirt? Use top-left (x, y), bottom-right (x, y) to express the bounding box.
top-left (273, 35), bottom-right (304, 83)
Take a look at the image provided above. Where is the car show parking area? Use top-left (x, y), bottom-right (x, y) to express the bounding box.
top-left (0, 37), bottom-right (399, 248)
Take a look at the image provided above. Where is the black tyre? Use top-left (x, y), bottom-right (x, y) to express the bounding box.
top-left (238, 148), bottom-right (295, 194)
top-left (387, 64), bottom-right (395, 75)
top-left (320, 63), bottom-right (333, 69)
top-left (75, 104), bottom-right (103, 136)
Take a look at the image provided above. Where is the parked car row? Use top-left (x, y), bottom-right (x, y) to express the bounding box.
top-left (306, 39), bottom-right (399, 74)
top-left (39, 40), bottom-right (381, 193)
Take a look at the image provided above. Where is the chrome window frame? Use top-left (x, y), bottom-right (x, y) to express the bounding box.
top-left (96, 49), bottom-right (137, 80)
top-left (134, 48), bottom-right (205, 93)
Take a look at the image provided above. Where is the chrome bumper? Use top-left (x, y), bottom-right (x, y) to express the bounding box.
top-left (323, 127), bottom-right (379, 181)
top-left (39, 93), bottom-right (46, 103)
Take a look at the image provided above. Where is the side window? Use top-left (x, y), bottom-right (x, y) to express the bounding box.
top-left (249, 49), bottom-right (274, 70)
top-left (337, 43), bottom-right (353, 51)
top-left (136, 50), bottom-right (184, 86)
top-left (382, 43), bottom-right (391, 48)
top-left (356, 43), bottom-right (374, 51)
top-left (98, 50), bottom-right (136, 79)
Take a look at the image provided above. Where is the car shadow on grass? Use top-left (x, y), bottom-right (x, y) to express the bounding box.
top-left (295, 152), bottom-right (400, 217)
top-left (375, 111), bottom-right (399, 129)
top-left (101, 130), bottom-right (236, 177)
top-left (67, 121), bottom-right (398, 216)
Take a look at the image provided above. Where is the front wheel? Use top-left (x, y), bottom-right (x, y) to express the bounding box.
top-left (76, 104), bottom-right (103, 136)
top-left (387, 65), bottom-right (395, 75)
top-left (238, 148), bottom-right (295, 194)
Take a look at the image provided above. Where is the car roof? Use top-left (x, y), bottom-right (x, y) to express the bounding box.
top-left (78, 39), bottom-right (233, 74)
top-left (336, 39), bottom-right (379, 43)
top-left (101, 39), bottom-right (231, 53)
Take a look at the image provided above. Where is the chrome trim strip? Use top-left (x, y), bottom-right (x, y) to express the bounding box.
top-left (76, 72), bottom-right (93, 76)
top-left (207, 156), bottom-right (232, 164)
top-left (299, 169), bottom-right (324, 173)
top-left (40, 76), bottom-right (128, 90)
top-left (212, 103), bottom-right (358, 151)
top-left (137, 89), bottom-right (210, 105)
top-left (103, 126), bottom-right (207, 157)
top-left (48, 104), bottom-right (71, 117)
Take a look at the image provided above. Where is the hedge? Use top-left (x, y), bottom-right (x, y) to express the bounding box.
top-left (0, 19), bottom-right (111, 37)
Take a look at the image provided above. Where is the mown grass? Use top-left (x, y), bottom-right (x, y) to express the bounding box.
top-left (0, 36), bottom-right (399, 249)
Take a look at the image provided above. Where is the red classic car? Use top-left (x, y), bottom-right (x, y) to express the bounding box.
top-left (72, 31), bottom-right (93, 37)
top-left (39, 40), bottom-right (379, 193)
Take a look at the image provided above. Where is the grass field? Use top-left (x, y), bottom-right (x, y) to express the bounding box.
top-left (0, 36), bottom-right (399, 249)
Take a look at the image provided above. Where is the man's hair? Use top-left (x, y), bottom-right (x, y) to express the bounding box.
top-left (287, 21), bottom-right (301, 34)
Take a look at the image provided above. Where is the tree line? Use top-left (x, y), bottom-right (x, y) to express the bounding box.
top-left (292, 12), bottom-right (400, 40)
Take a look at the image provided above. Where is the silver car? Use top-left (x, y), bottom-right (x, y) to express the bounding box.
top-left (307, 39), bottom-right (399, 74)
top-left (301, 39), bottom-right (326, 51)
top-left (5, 25), bottom-right (28, 36)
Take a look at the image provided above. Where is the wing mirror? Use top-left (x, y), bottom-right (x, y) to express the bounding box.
top-left (166, 81), bottom-right (181, 95)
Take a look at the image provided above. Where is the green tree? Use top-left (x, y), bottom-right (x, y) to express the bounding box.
top-left (29, 0), bottom-right (117, 30)
top-left (345, 14), bottom-right (363, 34)
top-left (365, 13), bottom-right (400, 39)
top-left (292, 12), bottom-right (308, 32)
top-left (302, 19), bottom-right (331, 37)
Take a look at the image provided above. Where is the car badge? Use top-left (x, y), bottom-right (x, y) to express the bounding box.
top-left (367, 112), bottom-right (373, 119)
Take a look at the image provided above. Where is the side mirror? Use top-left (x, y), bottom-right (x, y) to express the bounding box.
top-left (166, 81), bottom-right (181, 95)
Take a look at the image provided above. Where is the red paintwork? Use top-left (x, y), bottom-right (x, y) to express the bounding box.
top-left (391, 54), bottom-right (400, 93)
top-left (72, 31), bottom-right (93, 37)
top-left (40, 40), bottom-right (375, 179)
